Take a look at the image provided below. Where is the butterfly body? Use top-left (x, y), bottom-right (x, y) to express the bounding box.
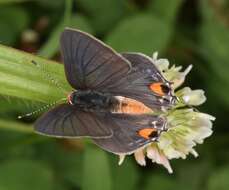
top-left (68, 90), bottom-right (119, 112)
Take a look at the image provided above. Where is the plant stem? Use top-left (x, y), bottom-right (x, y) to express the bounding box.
top-left (0, 119), bottom-right (33, 133)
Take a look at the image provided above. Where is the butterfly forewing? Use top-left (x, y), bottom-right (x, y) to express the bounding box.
top-left (60, 28), bottom-right (131, 90)
top-left (34, 104), bottom-right (113, 138)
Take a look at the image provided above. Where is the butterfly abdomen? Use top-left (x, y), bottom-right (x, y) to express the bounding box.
top-left (115, 97), bottom-right (152, 114)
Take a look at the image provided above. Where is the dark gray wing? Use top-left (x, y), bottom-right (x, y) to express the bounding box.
top-left (92, 113), bottom-right (167, 154)
top-left (61, 29), bottom-right (175, 110)
top-left (34, 103), bottom-right (167, 153)
top-left (34, 104), bottom-right (112, 138)
top-left (122, 52), bottom-right (167, 82)
top-left (60, 28), bottom-right (131, 90)
top-left (102, 52), bottom-right (176, 110)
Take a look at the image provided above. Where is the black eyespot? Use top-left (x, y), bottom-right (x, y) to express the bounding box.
top-left (148, 131), bottom-right (158, 138)
top-left (160, 84), bottom-right (170, 94)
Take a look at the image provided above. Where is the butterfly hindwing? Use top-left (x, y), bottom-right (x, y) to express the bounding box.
top-left (105, 52), bottom-right (175, 110)
top-left (122, 52), bottom-right (167, 83)
top-left (92, 113), bottom-right (167, 154)
top-left (34, 103), bottom-right (166, 154)
top-left (34, 104), bottom-right (112, 138)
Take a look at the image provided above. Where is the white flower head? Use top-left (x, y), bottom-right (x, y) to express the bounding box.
top-left (176, 87), bottom-right (206, 106)
top-left (153, 52), bottom-right (193, 89)
top-left (118, 52), bottom-right (215, 173)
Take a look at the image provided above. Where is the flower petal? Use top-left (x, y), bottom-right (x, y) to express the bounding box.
top-left (155, 59), bottom-right (170, 71)
top-left (178, 87), bottom-right (206, 106)
top-left (134, 149), bottom-right (146, 166)
top-left (171, 65), bottom-right (193, 89)
top-left (152, 52), bottom-right (159, 61)
top-left (146, 145), bottom-right (173, 174)
top-left (118, 154), bottom-right (126, 165)
top-left (152, 52), bottom-right (170, 71)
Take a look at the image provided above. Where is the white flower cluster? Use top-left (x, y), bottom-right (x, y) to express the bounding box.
top-left (119, 52), bottom-right (215, 173)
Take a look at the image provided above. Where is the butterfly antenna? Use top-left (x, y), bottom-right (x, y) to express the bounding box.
top-left (31, 60), bottom-right (68, 95)
top-left (17, 98), bottom-right (66, 119)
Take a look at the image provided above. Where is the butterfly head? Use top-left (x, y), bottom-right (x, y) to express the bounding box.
top-left (67, 90), bottom-right (86, 106)
top-left (67, 92), bottom-right (74, 105)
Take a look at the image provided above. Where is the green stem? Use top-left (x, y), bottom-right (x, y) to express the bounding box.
top-left (0, 119), bottom-right (33, 133)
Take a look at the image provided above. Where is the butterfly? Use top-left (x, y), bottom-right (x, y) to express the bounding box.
top-left (34, 28), bottom-right (176, 154)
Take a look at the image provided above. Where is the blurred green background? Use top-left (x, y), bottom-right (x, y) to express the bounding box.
top-left (0, 0), bottom-right (228, 190)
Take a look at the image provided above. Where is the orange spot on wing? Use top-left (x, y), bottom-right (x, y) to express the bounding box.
top-left (149, 82), bottom-right (164, 96)
top-left (138, 128), bottom-right (157, 139)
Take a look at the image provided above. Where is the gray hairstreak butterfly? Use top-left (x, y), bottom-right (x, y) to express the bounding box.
top-left (34, 28), bottom-right (176, 154)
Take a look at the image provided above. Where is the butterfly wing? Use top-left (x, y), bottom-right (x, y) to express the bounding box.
top-left (121, 52), bottom-right (167, 82)
top-left (92, 113), bottom-right (167, 154)
top-left (60, 29), bottom-right (175, 110)
top-left (60, 28), bottom-right (131, 90)
top-left (34, 103), bottom-right (166, 153)
top-left (105, 52), bottom-right (176, 110)
top-left (34, 104), bottom-right (112, 138)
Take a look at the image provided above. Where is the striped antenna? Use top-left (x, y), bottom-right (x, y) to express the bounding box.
top-left (18, 98), bottom-right (67, 119)
top-left (32, 60), bottom-right (68, 95)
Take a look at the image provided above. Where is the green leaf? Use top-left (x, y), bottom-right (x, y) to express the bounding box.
top-left (76, 0), bottom-right (125, 34)
top-left (0, 44), bottom-right (72, 103)
top-left (176, 161), bottom-right (212, 190)
top-left (110, 156), bottom-right (139, 190)
top-left (144, 174), bottom-right (178, 190)
top-left (208, 166), bottom-right (229, 190)
top-left (0, 6), bottom-right (29, 45)
top-left (70, 14), bottom-right (93, 34)
top-left (56, 150), bottom-right (83, 188)
top-left (106, 14), bottom-right (172, 55)
top-left (200, 0), bottom-right (229, 106)
top-left (38, 0), bottom-right (72, 58)
top-left (148, 0), bottom-right (184, 23)
top-left (0, 0), bottom-right (30, 4)
top-left (0, 96), bottom-right (41, 118)
top-left (62, 153), bottom-right (83, 188)
top-left (82, 146), bottom-right (112, 190)
top-left (35, 141), bottom-right (83, 188)
top-left (38, 15), bottom-right (93, 58)
top-left (0, 159), bottom-right (54, 190)
top-left (34, 0), bottom-right (65, 9)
